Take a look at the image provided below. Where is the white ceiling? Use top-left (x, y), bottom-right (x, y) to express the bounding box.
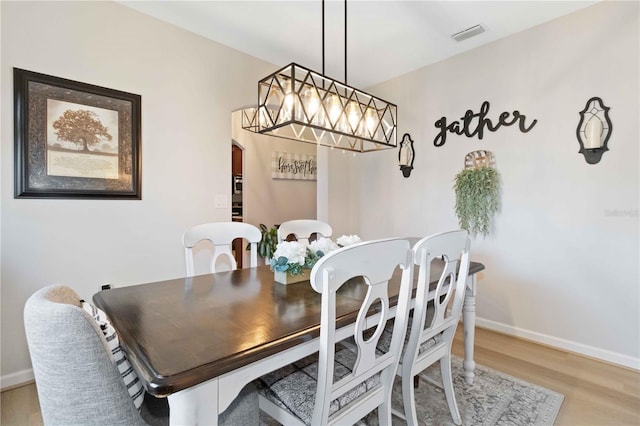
top-left (119, 0), bottom-right (599, 88)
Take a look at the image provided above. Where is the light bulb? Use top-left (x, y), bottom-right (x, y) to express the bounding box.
top-left (259, 107), bottom-right (268, 128)
top-left (347, 102), bottom-right (361, 133)
top-left (365, 108), bottom-right (378, 137)
top-left (284, 93), bottom-right (294, 109)
top-left (328, 94), bottom-right (342, 126)
top-left (304, 88), bottom-right (320, 124)
top-left (280, 80), bottom-right (294, 121)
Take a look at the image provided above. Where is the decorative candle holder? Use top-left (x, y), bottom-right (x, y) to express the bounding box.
top-left (576, 97), bottom-right (612, 165)
top-left (398, 133), bottom-right (415, 178)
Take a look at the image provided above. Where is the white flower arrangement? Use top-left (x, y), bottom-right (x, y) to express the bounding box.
top-left (336, 234), bottom-right (362, 247)
top-left (270, 235), bottom-right (360, 276)
top-left (271, 241), bottom-right (307, 267)
top-left (270, 240), bottom-right (313, 276)
top-left (309, 237), bottom-right (339, 256)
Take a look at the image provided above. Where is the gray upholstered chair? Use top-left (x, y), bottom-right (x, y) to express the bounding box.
top-left (24, 285), bottom-right (258, 425)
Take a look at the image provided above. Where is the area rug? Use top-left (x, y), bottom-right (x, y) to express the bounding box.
top-left (260, 356), bottom-right (564, 426)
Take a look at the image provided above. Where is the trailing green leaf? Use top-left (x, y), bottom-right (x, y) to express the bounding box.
top-left (454, 167), bottom-right (501, 237)
top-left (256, 224), bottom-right (279, 259)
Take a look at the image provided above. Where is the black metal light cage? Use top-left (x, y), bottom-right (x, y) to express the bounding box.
top-left (242, 63), bottom-right (397, 152)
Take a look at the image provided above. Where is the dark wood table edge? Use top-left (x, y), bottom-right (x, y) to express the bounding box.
top-left (94, 261), bottom-right (485, 396)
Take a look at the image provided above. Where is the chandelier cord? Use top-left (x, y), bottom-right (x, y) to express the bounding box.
top-left (344, 0), bottom-right (347, 85)
top-left (322, 0), bottom-right (325, 76)
top-left (321, 0), bottom-right (348, 84)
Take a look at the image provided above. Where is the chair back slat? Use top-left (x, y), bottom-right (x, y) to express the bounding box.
top-left (277, 219), bottom-right (332, 245)
top-left (399, 230), bottom-right (471, 425)
top-left (411, 231), bottom-right (470, 341)
top-left (309, 238), bottom-right (414, 425)
top-left (182, 222), bottom-right (261, 276)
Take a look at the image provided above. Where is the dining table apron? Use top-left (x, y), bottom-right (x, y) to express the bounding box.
top-left (94, 261), bottom-right (484, 425)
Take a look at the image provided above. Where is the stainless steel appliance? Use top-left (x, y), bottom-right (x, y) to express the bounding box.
top-left (233, 175), bottom-right (242, 194)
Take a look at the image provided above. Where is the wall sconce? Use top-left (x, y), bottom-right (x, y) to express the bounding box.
top-left (576, 97), bottom-right (612, 164)
top-left (398, 133), bottom-right (415, 178)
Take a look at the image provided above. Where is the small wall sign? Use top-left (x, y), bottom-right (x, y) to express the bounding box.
top-left (271, 152), bottom-right (317, 181)
top-left (433, 101), bottom-right (537, 147)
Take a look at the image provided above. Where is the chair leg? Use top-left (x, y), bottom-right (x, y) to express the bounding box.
top-left (378, 392), bottom-right (393, 426)
top-left (440, 354), bottom-right (462, 425)
top-left (402, 372), bottom-right (419, 426)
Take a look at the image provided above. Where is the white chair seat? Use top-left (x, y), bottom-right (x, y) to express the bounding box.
top-left (377, 315), bottom-right (443, 357)
top-left (258, 342), bottom-right (382, 425)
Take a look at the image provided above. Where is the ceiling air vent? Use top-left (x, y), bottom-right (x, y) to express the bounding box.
top-left (452, 24), bottom-right (485, 42)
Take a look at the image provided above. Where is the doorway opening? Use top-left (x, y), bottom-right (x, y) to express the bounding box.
top-left (231, 141), bottom-right (244, 267)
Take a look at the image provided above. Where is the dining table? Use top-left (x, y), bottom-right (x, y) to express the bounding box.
top-left (94, 255), bottom-right (484, 425)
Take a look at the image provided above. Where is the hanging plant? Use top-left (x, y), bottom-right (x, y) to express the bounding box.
top-left (454, 166), bottom-right (501, 237)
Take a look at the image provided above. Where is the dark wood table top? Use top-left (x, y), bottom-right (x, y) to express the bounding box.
top-left (93, 261), bottom-right (484, 396)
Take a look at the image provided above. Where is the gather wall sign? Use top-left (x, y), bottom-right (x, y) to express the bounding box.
top-left (433, 101), bottom-right (538, 147)
top-left (271, 151), bottom-right (317, 181)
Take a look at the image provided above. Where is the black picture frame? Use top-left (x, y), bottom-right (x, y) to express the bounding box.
top-left (14, 68), bottom-right (141, 199)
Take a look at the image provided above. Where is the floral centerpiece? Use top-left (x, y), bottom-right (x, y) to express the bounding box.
top-left (270, 235), bottom-right (359, 284)
top-left (336, 234), bottom-right (361, 247)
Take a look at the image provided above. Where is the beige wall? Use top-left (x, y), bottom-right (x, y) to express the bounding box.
top-left (330, 1), bottom-right (639, 367)
top-left (231, 111), bottom-right (317, 239)
top-left (0, 1), bottom-right (277, 384)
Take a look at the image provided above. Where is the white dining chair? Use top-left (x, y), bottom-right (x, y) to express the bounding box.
top-left (257, 238), bottom-right (414, 425)
top-left (182, 222), bottom-right (262, 276)
top-left (395, 230), bottom-right (471, 425)
top-left (277, 219), bottom-right (332, 245)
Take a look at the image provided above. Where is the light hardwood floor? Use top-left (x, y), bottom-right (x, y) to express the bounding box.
top-left (451, 327), bottom-right (640, 425)
top-left (2, 326), bottom-right (639, 425)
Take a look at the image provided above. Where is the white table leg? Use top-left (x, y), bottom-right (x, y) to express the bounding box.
top-left (462, 274), bottom-right (477, 384)
top-left (168, 378), bottom-right (219, 425)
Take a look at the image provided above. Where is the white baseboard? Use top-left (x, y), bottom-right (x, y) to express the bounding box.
top-left (476, 317), bottom-right (640, 371)
top-left (1, 368), bottom-right (34, 391)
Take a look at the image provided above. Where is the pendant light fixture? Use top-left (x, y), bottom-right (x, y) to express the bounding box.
top-left (242, 0), bottom-right (397, 153)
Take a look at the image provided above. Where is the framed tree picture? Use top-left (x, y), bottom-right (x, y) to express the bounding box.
top-left (13, 68), bottom-right (141, 199)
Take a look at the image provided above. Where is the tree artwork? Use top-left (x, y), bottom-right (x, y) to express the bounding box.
top-left (52, 109), bottom-right (113, 152)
